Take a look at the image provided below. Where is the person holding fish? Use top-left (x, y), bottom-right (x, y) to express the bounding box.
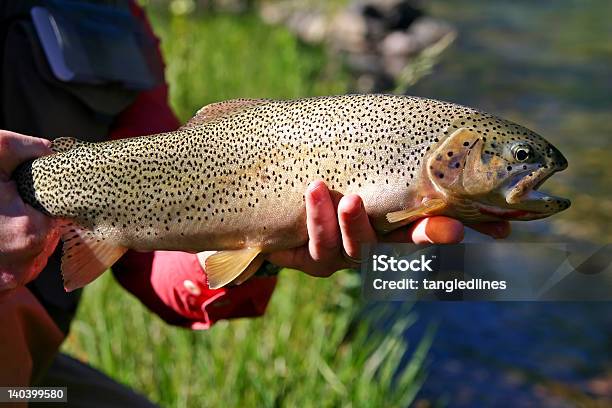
top-left (0, 0), bottom-right (526, 405)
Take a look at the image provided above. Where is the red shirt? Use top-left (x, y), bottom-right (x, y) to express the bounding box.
top-left (109, 3), bottom-right (278, 329)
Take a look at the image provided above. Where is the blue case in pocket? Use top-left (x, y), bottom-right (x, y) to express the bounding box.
top-left (31, 0), bottom-right (162, 90)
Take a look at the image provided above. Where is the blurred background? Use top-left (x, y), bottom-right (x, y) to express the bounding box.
top-left (62, 0), bottom-right (612, 406)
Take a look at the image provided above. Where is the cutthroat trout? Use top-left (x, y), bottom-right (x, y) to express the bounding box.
top-left (14, 94), bottom-right (570, 290)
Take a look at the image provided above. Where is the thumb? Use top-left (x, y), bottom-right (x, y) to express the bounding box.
top-left (409, 217), bottom-right (465, 244)
top-left (0, 131), bottom-right (52, 180)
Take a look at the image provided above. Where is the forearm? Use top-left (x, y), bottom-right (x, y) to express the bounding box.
top-left (0, 288), bottom-right (64, 386)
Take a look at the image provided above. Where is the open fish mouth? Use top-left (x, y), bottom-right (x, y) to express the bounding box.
top-left (505, 167), bottom-right (571, 213)
top-left (473, 167), bottom-right (570, 221)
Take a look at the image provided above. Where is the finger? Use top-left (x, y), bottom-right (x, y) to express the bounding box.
top-left (267, 247), bottom-right (338, 277)
top-left (0, 181), bottom-right (55, 257)
top-left (305, 181), bottom-right (341, 262)
top-left (379, 227), bottom-right (416, 243)
top-left (409, 216), bottom-right (464, 244)
top-left (0, 180), bottom-right (18, 206)
top-left (467, 221), bottom-right (511, 239)
top-left (0, 182), bottom-right (50, 225)
top-left (267, 246), bottom-right (337, 277)
top-left (0, 131), bottom-right (52, 180)
top-left (1, 216), bottom-right (53, 258)
top-left (266, 246), bottom-right (310, 272)
top-left (338, 194), bottom-right (376, 261)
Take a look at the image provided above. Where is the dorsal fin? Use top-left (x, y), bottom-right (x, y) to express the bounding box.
top-left (182, 98), bottom-right (269, 128)
top-left (51, 137), bottom-right (88, 153)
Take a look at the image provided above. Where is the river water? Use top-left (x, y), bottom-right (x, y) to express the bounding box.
top-left (393, 1), bottom-right (612, 406)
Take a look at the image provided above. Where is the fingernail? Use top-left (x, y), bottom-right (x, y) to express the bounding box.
top-left (0, 272), bottom-right (18, 291)
top-left (492, 224), bottom-right (509, 239)
top-left (346, 197), bottom-right (364, 221)
top-left (307, 180), bottom-right (323, 192)
top-left (308, 182), bottom-right (330, 206)
top-left (412, 218), bottom-right (433, 244)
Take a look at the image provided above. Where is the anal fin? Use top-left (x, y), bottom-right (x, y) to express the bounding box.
top-left (59, 222), bottom-right (126, 291)
top-left (233, 255), bottom-right (265, 285)
top-left (202, 248), bottom-right (262, 289)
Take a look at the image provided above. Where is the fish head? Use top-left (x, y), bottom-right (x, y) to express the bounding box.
top-left (426, 113), bottom-right (570, 221)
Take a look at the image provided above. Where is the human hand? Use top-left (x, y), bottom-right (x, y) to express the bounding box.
top-left (0, 131), bottom-right (59, 301)
top-left (267, 180), bottom-right (510, 277)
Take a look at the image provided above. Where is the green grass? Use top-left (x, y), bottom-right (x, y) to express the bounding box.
top-left (64, 271), bottom-right (430, 407)
top-left (151, 12), bottom-right (348, 122)
top-left (61, 10), bottom-right (429, 407)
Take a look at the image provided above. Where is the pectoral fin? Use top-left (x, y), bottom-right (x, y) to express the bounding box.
top-left (203, 247), bottom-right (262, 289)
top-left (386, 198), bottom-right (447, 224)
top-left (59, 222), bottom-right (127, 291)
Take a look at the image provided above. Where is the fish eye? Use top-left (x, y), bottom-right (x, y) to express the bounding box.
top-left (512, 144), bottom-right (532, 162)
